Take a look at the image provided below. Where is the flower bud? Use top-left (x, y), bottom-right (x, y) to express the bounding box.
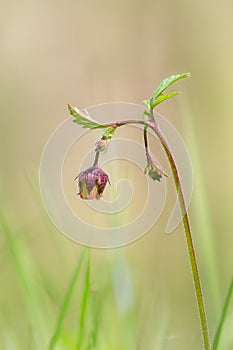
top-left (95, 139), bottom-right (108, 152)
top-left (75, 166), bottom-right (110, 200)
top-left (144, 151), bottom-right (168, 182)
top-left (144, 164), bottom-right (162, 181)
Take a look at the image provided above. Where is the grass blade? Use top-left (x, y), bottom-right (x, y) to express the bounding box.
top-left (76, 248), bottom-right (91, 350)
top-left (213, 277), bottom-right (233, 350)
top-left (0, 209), bottom-right (47, 349)
top-left (49, 249), bottom-right (87, 350)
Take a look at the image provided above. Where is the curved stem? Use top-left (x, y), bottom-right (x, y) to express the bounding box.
top-left (148, 120), bottom-right (211, 350)
top-left (100, 116), bottom-right (210, 348)
top-left (109, 118), bottom-right (210, 349)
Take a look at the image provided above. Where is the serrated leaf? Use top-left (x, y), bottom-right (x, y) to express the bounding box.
top-left (150, 73), bottom-right (190, 104)
top-left (68, 105), bottom-right (108, 130)
top-left (151, 91), bottom-right (180, 109)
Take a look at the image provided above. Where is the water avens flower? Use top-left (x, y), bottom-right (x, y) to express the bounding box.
top-left (75, 166), bottom-right (110, 200)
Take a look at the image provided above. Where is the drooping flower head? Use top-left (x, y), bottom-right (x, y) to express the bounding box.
top-left (75, 166), bottom-right (110, 200)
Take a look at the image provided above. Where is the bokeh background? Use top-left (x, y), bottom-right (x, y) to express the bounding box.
top-left (1, 0), bottom-right (233, 349)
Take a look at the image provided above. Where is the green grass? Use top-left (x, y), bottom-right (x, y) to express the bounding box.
top-left (213, 277), bottom-right (233, 350)
top-left (1, 199), bottom-right (233, 349)
top-left (0, 201), bottom-right (168, 350)
top-left (1, 134), bottom-right (233, 349)
top-left (76, 248), bottom-right (91, 350)
top-left (49, 249), bottom-right (86, 350)
top-left (0, 207), bottom-right (48, 350)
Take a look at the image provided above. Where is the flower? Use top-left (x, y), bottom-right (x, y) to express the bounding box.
top-left (75, 166), bottom-right (110, 200)
top-left (144, 151), bottom-right (168, 182)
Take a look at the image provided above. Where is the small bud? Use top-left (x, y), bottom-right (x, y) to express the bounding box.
top-left (144, 151), bottom-right (168, 182)
top-left (75, 166), bottom-right (110, 200)
top-left (144, 164), bottom-right (162, 181)
top-left (95, 139), bottom-right (108, 152)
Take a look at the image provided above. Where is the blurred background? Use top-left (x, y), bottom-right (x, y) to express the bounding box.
top-left (1, 0), bottom-right (233, 349)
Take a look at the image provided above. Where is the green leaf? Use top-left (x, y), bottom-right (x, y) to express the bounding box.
top-left (150, 72), bottom-right (190, 107)
top-left (151, 91), bottom-right (180, 109)
top-left (68, 105), bottom-right (108, 129)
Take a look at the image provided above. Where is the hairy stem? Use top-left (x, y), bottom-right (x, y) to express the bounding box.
top-left (148, 120), bottom-right (211, 350)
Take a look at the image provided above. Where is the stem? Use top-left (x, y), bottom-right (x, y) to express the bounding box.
top-left (93, 151), bottom-right (100, 167)
top-left (109, 117), bottom-right (210, 349)
top-left (143, 126), bottom-right (150, 160)
top-left (148, 120), bottom-right (211, 350)
top-left (100, 116), bottom-right (210, 348)
top-left (144, 126), bottom-right (148, 149)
